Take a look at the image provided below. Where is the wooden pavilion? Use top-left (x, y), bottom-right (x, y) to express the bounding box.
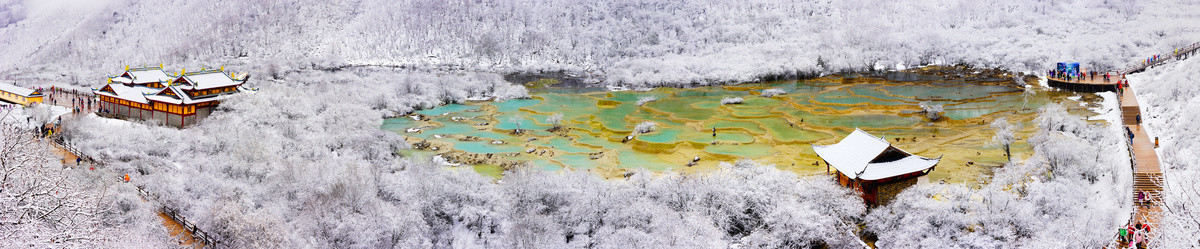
top-left (813, 128), bottom-right (941, 206)
top-left (94, 66), bottom-right (248, 128)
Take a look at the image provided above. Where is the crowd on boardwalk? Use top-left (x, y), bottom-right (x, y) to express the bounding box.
top-left (1118, 220), bottom-right (1154, 248)
top-left (47, 86), bottom-right (99, 115)
top-left (1130, 41), bottom-right (1200, 72)
top-left (1048, 68), bottom-right (1116, 83)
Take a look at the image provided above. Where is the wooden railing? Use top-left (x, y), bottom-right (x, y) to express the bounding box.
top-left (49, 134), bottom-right (222, 248)
top-left (1119, 42), bottom-right (1200, 74)
top-left (136, 186), bottom-right (223, 248)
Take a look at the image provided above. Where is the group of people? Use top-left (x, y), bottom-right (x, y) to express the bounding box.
top-left (1143, 42), bottom-right (1198, 67)
top-left (1047, 68), bottom-right (1120, 83)
top-left (1124, 126), bottom-right (1136, 144)
top-left (47, 86), bottom-right (97, 114)
top-left (1117, 220), bottom-right (1152, 248)
top-left (1048, 68), bottom-right (1084, 82)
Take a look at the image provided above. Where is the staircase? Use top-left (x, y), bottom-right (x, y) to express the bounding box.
top-left (1132, 172), bottom-right (1163, 205)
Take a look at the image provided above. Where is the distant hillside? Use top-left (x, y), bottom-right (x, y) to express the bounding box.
top-left (1, 0), bottom-right (1198, 86)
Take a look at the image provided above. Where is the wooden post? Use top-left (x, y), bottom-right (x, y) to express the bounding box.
top-left (1155, 137), bottom-right (1159, 148)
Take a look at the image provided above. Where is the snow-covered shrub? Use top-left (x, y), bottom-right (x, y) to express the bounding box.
top-left (721, 97), bottom-right (743, 105)
top-left (546, 113), bottom-right (563, 127)
top-left (633, 121), bottom-right (657, 134)
top-left (990, 117), bottom-right (1019, 162)
top-left (636, 95), bottom-right (658, 106)
top-left (760, 88), bottom-right (786, 97)
top-left (509, 114), bottom-right (525, 133)
top-left (919, 101), bottom-right (944, 121)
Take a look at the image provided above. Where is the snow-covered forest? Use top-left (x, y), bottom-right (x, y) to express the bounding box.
top-left (2, 0), bottom-right (1199, 87)
top-left (1, 0), bottom-right (1198, 247)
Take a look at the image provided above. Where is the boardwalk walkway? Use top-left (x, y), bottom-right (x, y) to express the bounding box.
top-left (1057, 43), bottom-right (1200, 248)
top-left (1120, 42), bottom-right (1200, 74)
top-left (40, 86), bottom-right (215, 248)
top-left (1119, 88), bottom-right (1163, 225)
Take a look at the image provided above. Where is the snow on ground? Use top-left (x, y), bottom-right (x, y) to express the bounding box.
top-left (1125, 57), bottom-right (1200, 248)
top-left (83, 113), bottom-right (136, 127)
top-left (0, 104), bottom-right (69, 129)
top-left (1089, 91), bottom-right (1120, 124)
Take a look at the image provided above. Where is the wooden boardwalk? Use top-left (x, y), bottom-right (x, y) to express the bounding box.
top-left (1120, 42), bottom-right (1200, 74)
top-left (1121, 87), bottom-right (1163, 217)
top-left (41, 87), bottom-right (214, 248)
top-left (1082, 42), bottom-right (1200, 247)
top-left (1041, 43), bottom-right (1200, 246)
top-left (1113, 86), bottom-right (1164, 248)
top-left (1046, 74), bottom-right (1120, 92)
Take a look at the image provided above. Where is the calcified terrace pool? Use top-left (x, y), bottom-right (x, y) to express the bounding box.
top-left (383, 69), bottom-right (1103, 183)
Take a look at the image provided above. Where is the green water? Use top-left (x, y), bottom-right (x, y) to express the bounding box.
top-left (386, 74), bottom-right (1099, 182)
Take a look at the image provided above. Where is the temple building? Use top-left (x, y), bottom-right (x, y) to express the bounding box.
top-left (0, 82), bottom-right (44, 106)
top-left (813, 128), bottom-right (941, 205)
top-left (94, 66), bottom-right (248, 127)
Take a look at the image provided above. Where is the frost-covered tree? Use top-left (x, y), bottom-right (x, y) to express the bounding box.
top-left (0, 111), bottom-right (169, 247)
top-left (633, 121), bottom-right (656, 134)
top-left (721, 97), bottom-right (743, 105)
top-left (546, 112), bottom-right (563, 131)
top-left (919, 101), bottom-right (944, 121)
top-left (635, 96), bottom-right (658, 106)
top-left (990, 117), bottom-right (1019, 162)
top-left (1021, 86), bottom-right (1036, 110)
top-left (760, 88), bottom-right (787, 97)
top-left (509, 114), bottom-right (525, 134)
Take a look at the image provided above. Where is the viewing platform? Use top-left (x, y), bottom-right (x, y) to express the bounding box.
top-left (1046, 74), bottom-right (1119, 92)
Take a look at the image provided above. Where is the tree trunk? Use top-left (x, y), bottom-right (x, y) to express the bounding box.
top-left (1004, 144), bottom-right (1011, 162)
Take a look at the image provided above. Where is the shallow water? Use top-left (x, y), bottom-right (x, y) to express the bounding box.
top-left (384, 73), bottom-right (1101, 183)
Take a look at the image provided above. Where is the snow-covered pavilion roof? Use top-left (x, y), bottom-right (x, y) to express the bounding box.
top-left (0, 82), bottom-right (41, 97)
top-left (113, 68), bottom-right (172, 85)
top-left (857, 155), bottom-right (941, 181)
top-left (94, 84), bottom-right (155, 104)
top-left (176, 71), bottom-right (243, 90)
top-left (144, 85), bottom-right (240, 105)
top-left (812, 128), bottom-right (940, 181)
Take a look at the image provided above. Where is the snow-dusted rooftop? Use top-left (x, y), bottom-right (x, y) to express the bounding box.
top-left (178, 71), bottom-right (243, 90)
top-left (94, 84), bottom-right (155, 104)
top-left (812, 128), bottom-right (940, 181)
top-left (113, 68), bottom-right (173, 85)
top-left (0, 82), bottom-right (40, 97)
top-left (143, 85), bottom-right (234, 105)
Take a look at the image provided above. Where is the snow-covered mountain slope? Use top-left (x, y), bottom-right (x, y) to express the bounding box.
top-left (2, 0), bottom-right (1199, 86)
